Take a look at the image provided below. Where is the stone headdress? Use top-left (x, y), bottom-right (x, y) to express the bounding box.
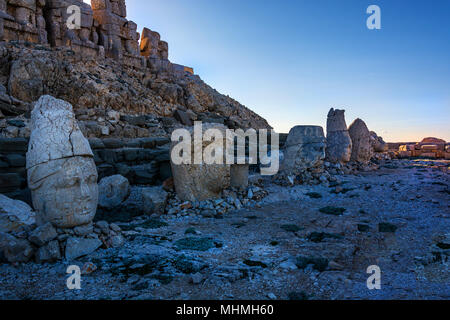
top-left (26, 95), bottom-right (93, 171)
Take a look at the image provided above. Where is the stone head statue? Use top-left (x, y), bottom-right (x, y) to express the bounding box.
top-left (26, 95), bottom-right (98, 228)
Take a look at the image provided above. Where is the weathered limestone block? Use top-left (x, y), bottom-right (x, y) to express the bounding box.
top-left (26, 95), bottom-right (98, 228)
top-left (282, 126), bottom-right (326, 177)
top-left (370, 131), bottom-right (388, 153)
top-left (0, 193), bottom-right (36, 233)
top-left (170, 123), bottom-right (232, 202)
top-left (108, 0), bottom-right (126, 17)
top-left (419, 137), bottom-right (446, 151)
top-left (91, 0), bottom-right (111, 11)
top-left (421, 145), bottom-right (438, 151)
top-left (8, 0), bottom-right (36, 26)
top-left (348, 118), bottom-right (372, 163)
top-left (140, 27), bottom-right (156, 57)
top-left (65, 237), bottom-right (101, 260)
top-left (35, 240), bottom-right (61, 263)
top-left (140, 27), bottom-right (161, 58)
top-left (98, 174), bottom-right (130, 208)
top-left (158, 40), bottom-right (168, 59)
top-left (0, 231), bottom-right (34, 263)
top-left (325, 108), bottom-right (352, 164)
top-left (28, 222), bottom-right (57, 246)
top-left (36, 9), bottom-right (47, 43)
top-left (142, 186), bottom-right (168, 215)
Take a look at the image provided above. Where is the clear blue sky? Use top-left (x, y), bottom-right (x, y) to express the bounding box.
top-left (88, 0), bottom-right (449, 142)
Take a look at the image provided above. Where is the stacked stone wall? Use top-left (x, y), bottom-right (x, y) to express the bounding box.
top-left (0, 136), bottom-right (172, 206)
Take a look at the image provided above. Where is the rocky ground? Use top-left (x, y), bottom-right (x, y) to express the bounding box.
top-left (0, 159), bottom-right (448, 300)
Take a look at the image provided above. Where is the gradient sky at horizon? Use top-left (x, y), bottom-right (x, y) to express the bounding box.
top-left (85, 0), bottom-right (449, 142)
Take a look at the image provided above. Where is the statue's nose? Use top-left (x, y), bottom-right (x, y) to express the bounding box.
top-left (80, 180), bottom-right (90, 199)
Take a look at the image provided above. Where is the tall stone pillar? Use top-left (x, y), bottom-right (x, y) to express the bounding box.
top-left (325, 108), bottom-right (352, 164)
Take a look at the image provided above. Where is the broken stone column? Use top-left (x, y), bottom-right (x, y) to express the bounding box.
top-left (92, 0), bottom-right (139, 60)
top-left (170, 123), bottom-right (233, 202)
top-left (325, 108), bottom-right (352, 164)
top-left (281, 126), bottom-right (326, 182)
top-left (36, 5), bottom-right (47, 44)
top-left (10, 0), bottom-right (36, 26)
top-left (26, 95), bottom-right (99, 229)
top-left (140, 27), bottom-right (160, 58)
top-left (348, 118), bottom-right (372, 163)
top-left (158, 40), bottom-right (168, 59)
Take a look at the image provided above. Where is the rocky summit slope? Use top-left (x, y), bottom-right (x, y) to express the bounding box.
top-left (0, 42), bottom-right (271, 138)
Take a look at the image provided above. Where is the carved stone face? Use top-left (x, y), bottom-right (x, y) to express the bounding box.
top-left (28, 156), bottom-right (98, 228)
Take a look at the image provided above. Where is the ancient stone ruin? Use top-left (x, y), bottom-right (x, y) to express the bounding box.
top-left (26, 95), bottom-right (98, 228)
top-left (0, 0), bottom-right (191, 71)
top-left (348, 118), bottom-right (372, 164)
top-left (281, 125), bottom-right (326, 184)
top-left (398, 137), bottom-right (449, 159)
top-left (0, 95), bottom-right (125, 264)
top-left (325, 108), bottom-right (352, 164)
top-left (170, 123), bottom-right (233, 202)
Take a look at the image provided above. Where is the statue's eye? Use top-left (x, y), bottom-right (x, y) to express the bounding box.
top-left (88, 175), bottom-right (98, 184)
top-left (65, 177), bottom-right (79, 187)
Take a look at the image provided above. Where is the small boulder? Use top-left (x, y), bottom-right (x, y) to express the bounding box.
top-left (0, 232), bottom-right (34, 263)
top-left (370, 131), bottom-right (388, 153)
top-left (65, 237), bottom-right (102, 261)
top-left (141, 186), bottom-right (169, 215)
top-left (174, 109), bottom-right (193, 126)
top-left (35, 240), bottom-right (61, 263)
top-left (0, 194), bottom-right (36, 233)
top-left (28, 222), bottom-right (57, 247)
top-left (98, 175), bottom-right (131, 208)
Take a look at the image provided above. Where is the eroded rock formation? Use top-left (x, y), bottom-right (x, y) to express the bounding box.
top-left (325, 108), bottom-right (352, 164)
top-left (170, 123), bottom-right (233, 202)
top-left (281, 125), bottom-right (326, 183)
top-left (348, 118), bottom-right (372, 163)
top-left (0, 0), bottom-right (271, 134)
top-left (370, 131), bottom-right (388, 153)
